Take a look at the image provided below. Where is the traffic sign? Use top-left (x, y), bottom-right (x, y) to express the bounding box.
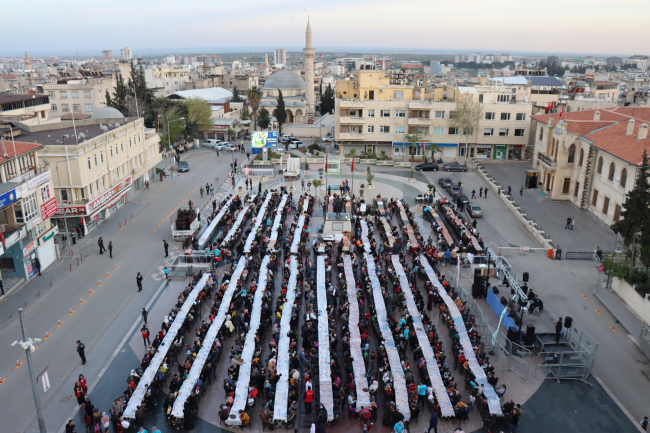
top-left (520, 246), bottom-right (530, 251)
top-left (215, 177), bottom-right (219, 183)
top-left (597, 265), bottom-right (605, 272)
top-left (42, 371), bottom-right (50, 393)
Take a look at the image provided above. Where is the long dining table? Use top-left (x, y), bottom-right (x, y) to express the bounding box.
top-left (268, 194), bottom-right (289, 250)
top-left (419, 255), bottom-right (502, 416)
top-left (244, 193), bottom-right (273, 253)
top-left (360, 219), bottom-right (372, 252)
top-left (273, 257), bottom-right (299, 422)
top-left (124, 274), bottom-right (209, 419)
top-left (221, 206), bottom-right (250, 246)
top-left (390, 256), bottom-right (455, 417)
top-left (396, 200), bottom-right (417, 248)
top-left (316, 255), bottom-right (334, 421)
top-left (231, 255), bottom-right (271, 414)
top-left (342, 255), bottom-right (370, 411)
top-left (171, 258), bottom-right (247, 418)
top-left (440, 204), bottom-right (483, 252)
top-left (366, 253), bottom-right (410, 421)
top-left (290, 214), bottom-right (306, 254)
top-left (426, 207), bottom-right (454, 246)
top-left (198, 195), bottom-right (234, 248)
top-left (379, 217), bottom-right (395, 248)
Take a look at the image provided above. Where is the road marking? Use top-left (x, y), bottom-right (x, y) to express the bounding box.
top-left (595, 309), bottom-right (601, 315)
top-left (610, 325), bottom-right (616, 332)
top-left (68, 309), bottom-right (75, 316)
top-left (13, 360), bottom-right (23, 370)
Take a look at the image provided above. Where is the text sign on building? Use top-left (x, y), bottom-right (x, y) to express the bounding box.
top-left (87, 176), bottom-right (132, 214)
top-left (42, 371), bottom-right (50, 393)
top-left (23, 241), bottom-right (36, 257)
top-left (27, 171), bottom-right (51, 189)
top-left (40, 197), bottom-right (58, 220)
top-left (554, 127), bottom-right (561, 135)
top-left (0, 189), bottom-right (18, 209)
top-left (55, 206), bottom-right (88, 217)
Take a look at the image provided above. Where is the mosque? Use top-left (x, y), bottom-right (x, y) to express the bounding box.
top-left (259, 19), bottom-right (315, 125)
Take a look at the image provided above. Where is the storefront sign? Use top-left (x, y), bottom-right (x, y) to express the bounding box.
top-left (41, 225), bottom-right (59, 242)
top-left (493, 144), bottom-right (507, 160)
top-left (40, 197), bottom-right (58, 220)
top-left (27, 171), bottom-right (51, 189)
top-left (23, 241), bottom-right (36, 257)
top-left (213, 125), bottom-right (228, 131)
top-left (87, 176), bottom-right (132, 214)
top-left (55, 205), bottom-right (88, 216)
top-left (28, 217), bottom-right (42, 229)
top-left (0, 189), bottom-right (18, 209)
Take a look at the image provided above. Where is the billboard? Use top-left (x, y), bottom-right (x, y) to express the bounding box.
top-left (251, 131), bottom-right (278, 149)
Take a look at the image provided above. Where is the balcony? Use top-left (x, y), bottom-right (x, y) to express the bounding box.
top-left (340, 100), bottom-right (365, 108)
top-left (537, 152), bottom-right (556, 169)
top-left (339, 133), bottom-right (365, 140)
top-left (339, 116), bottom-right (365, 124)
top-left (408, 117), bottom-right (431, 125)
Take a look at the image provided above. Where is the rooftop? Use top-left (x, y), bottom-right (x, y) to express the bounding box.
top-left (169, 87), bottom-right (232, 102)
top-left (0, 140), bottom-right (43, 163)
top-left (17, 124), bottom-right (112, 146)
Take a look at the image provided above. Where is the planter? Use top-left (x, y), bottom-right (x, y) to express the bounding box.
top-left (359, 189), bottom-right (364, 196)
top-left (368, 184), bottom-right (375, 190)
top-left (304, 170), bottom-right (311, 175)
top-left (394, 161), bottom-right (412, 168)
top-left (360, 159), bottom-right (377, 165)
top-left (377, 160), bottom-right (394, 166)
top-left (407, 178), bottom-right (417, 183)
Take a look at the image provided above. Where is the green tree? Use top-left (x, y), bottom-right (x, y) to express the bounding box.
top-left (257, 108), bottom-right (271, 129)
top-left (320, 83), bottom-right (335, 114)
top-left (105, 72), bottom-right (129, 115)
top-left (448, 94), bottom-right (482, 163)
top-left (246, 86), bottom-right (263, 130)
top-left (366, 166), bottom-right (374, 185)
top-left (611, 150), bottom-right (650, 278)
top-left (405, 133), bottom-right (421, 162)
top-left (275, 90), bottom-right (287, 136)
top-left (232, 85), bottom-right (242, 102)
top-left (184, 97), bottom-right (213, 138)
top-left (241, 106), bottom-right (252, 120)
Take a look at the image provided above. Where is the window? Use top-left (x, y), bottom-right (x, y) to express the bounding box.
top-left (84, 91), bottom-right (91, 98)
top-left (435, 111), bottom-right (445, 119)
top-left (597, 156), bottom-right (603, 174)
top-left (96, 180), bottom-right (100, 192)
top-left (539, 128), bottom-right (543, 140)
top-left (516, 113), bottom-right (526, 121)
top-left (497, 94), bottom-right (510, 102)
top-left (72, 91), bottom-right (79, 98)
top-left (129, 137), bottom-right (132, 147)
top-left (381, 110), bottom-right (391, 118)
top-left (449, 127), bottom-right (458, 135)
top-left (579, 148), bottom-right (584, 166)
top-left (40, 185), bottom-right (51, 202)
top-left (434, 127), bottom-right (444, 135)
top-left (574, 181), bottom-right (579, 197)
top-left (562, 178), bottom-right (571, 194)
top-left (85, 104), bottom-right (93, 111)
top-left (100, 151), bottom-right (104, 163)
top-left (413, 127), bottom-right (429, 134)
top-left (139, 154), bottom-right (142, 165)
top-left (87, 157), bottom-right (91, 169)
top-left (367, 125), bottom-right (374, 133)
top-left (450, 111), bottom-right (459, 119)
top-left (500, 112), bottom-right (511, 120)
top-left (395, 110), bottom-right (406, 118)
top-left (514, 128), bottom-right (525, 137)
top-left (15, 192), bottom-right (39, 224)
top-left (73, 104), bottom-right (81, 112)
top-left (568, 144), bottom-right (576, 163)
top-left (620, 168), bottom-right (627, 188)
top-left (102, 176), bottom-right (106, 187)
top-left (51, 104), bottom-right (57, 112)
top-left (380, 126), bottom-right (390, 133)
top-left (62, 104), bottom-right (69, 112)
top-left (90, 183), bottom-right (93, 196)
top-left (60, 91), bottom-right (67, 98)
top-left (393, 91), bottom-right (404, 100)
top-left (608, 162), bottom-right (615, 181)
top-left (614, 204), bottom-right (621, 222)
top-left (602, 196), bottom-right (609, 215)
top-left (110, 146), bottom-right (114, 157)
top-left (485, 112), bottom-right (495, 120)
top-left (61, 189), bottom-right (69, 203)
top-left (592, 189), bottom-right (599, 206)
top-left (484, 128), bottom-right (494, 136)
top-left (367, 109), bottom-right (375, 117)
top-left (94, 154), bottom-right (98, 166)
top-left (349, 109), bottom-right (356, 116)
top-left (395, 126), bottom-right (405, 133)
top-left (499, 128), bottom-right (509, 136)
top-left (138, 133), bottom-right (141, 143)
top-left (48, 91), bottom-right (55, 98)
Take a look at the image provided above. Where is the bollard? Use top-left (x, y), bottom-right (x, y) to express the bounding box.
top-left (81, 253), bottom-right (83, 261)
top-left (131, 213), bottom-right (133, 220)
top-left (125, 218), bottom-right (128, 225)
top-left (38, 291), bottom-right (41, 297)
top-left (24, 301), bottom-right (27, 307)
top-left (71, 249), bottom-right (73, 257)
top-left (77, 258), bottom-right (79, 266)
top-left (119, 223), bottom-right (122, 230)
top-left (70, 264), bottom-right (72, 272)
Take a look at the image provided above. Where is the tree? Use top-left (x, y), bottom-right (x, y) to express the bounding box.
top-left (275, 90), bottom-right (287, 136)
top-left (257, 108), bottom-right (271, 130)
top-left (241, 107), bottom-right (252, 120)
top-left (106, 67), bottom-right (155, 121)
top-left (448, 94), bottom-right (482, 163)
top-left (246, 86), bottom-right (263, 130)
top-left (366, 166), bottom-right (374, 186)
top-left (611, 150), bottom-right (650, 279)
top-left (320, 83), bottom-right (335, 114)
top-left (405, 133), bottom-right (421, 162)
top-left (429, 142), bottom-right (439, 162)
top-left (105, 72), bottom-right (129, 115)
top-left (185, 97), bottom-right (213, 138)
top-left (232, 85), bottom-right (242, 102)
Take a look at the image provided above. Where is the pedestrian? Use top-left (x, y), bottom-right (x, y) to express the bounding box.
top-left (565, 217), bottom-right (571, 229)
top-left (141, 325), bottom-right (151, 347)
top-left (428, 411), bottom-right (438, 433)
top-left (108, 241), bottom-right (113, 258)
top-left (507, 185), bottom-right (512, 196)
top-left (74, 382), bottom-right (85, 405)
top-left (479, 186), bottom-right (483, 197)
top-left (570, 217), bottom-right (575, 230)
top-left (200, 187), bottom-right (204, 198)
top-left (484, 188), bottom-right (488, 198)
top-left (65, 419), bottom-right (77, 433)
top-left (210, 184), bottom-right (214, 194)
top-left (34, 257), bottom-right (41, 276)
top-left (76, 340), bottom-right (87, 365)
top-left (555, 317), bottom-right (563, 344)
top-left (307, 181), bottom-right (311, 191)
top-left (304, 385), bottom-right (314, 413)
top-left (510, 408), bottom-right (520, 432)
top-left (471, 189), bottom-right (476, 199)
top-left (520, 185), bottom-right (524, 196)
top-left (136, 272), bottom-right (143, 292)
top-left (212, 200), bottom-right (217, 212)
top-left (164, 267), bottom-right (169, 279)
top-left (71, 231), bottom-right (76, 245)
top-left (301, 180), bottom-right (305, 191)
top-left (163, 240), bottom-right (169, 257)
top-left (79, 374), bottom-right (88, 395)
top-left (258, 182), bottom-right (262, 193)
top-left (641, 417), bottom-right (649, 431)
top-left (141, 308), bottom-right (148, 324)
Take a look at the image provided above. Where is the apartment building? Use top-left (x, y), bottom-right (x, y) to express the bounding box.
top-left (531, 107), bottom-right (650, 226)
top-left (274, 49), bottom-right (287, 66)
top-left (335, 69), bottom-right (533, 160)
top-left (40, 76), bottom-right (115, 118)
top-left (144, 68), bottom-right (190, 96)
top-left (0, 93), bottom-right (59, 126)
top-left (120, 47), bottom-right (133, 61)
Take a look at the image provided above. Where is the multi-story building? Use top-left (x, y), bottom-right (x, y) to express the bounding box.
top-left (40, 76), bottom-right (115, 118)
top-left (0, 93), bottom-right (59, 126)
top-left (120, 47), bottom-right (133, 61)
top-left (328, 64), bottom-right (345, 76)
top-left (624, 55), bottom-right (649, 70)
top-left (144, 68), bottom-right (190, 96)
top-left (531, 107), bottom-right (650, 226)
top-left (102, 50), bottom-right (113, 59)
top-left (274, 49), bottom-right (287, 66)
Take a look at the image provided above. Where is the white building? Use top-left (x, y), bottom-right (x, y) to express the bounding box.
top-left (328, 64), bottom-right (345, 76)
top-left (120, 47), bottom-right (133, 61)
top-left (274, 49), bottom-right (287, 66)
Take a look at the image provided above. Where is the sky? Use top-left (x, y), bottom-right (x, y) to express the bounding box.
top-left (2, 0), bottom-right (649, 57)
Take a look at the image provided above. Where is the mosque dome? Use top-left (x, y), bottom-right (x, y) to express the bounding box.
top-left (264, 70), bottom-right (306, 91)
top-left (91, 106), bottom-right (125, 119)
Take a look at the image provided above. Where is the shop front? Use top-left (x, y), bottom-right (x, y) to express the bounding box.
top-left (509, 145), bottom-right (523, 160)
top-left (493, 144), bottom-right (507, 160)
top-left (475, 144), bottom-right (493, 159)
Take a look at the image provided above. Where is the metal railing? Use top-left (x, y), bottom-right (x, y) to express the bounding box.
top-left (537, 152), bottom-right (555, 167)
top-left (565, 251), bottom-right (597, 260)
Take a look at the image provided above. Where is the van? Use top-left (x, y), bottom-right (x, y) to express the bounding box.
top-left (202, 139), bottom-right (219, 148)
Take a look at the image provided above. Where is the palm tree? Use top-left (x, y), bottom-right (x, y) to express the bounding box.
top-left (246, 86), bottom-right (263, 130)
top-left (405, 133), bottom-right (421, 162)
top-left (380, 150), bottom-right (388, 160)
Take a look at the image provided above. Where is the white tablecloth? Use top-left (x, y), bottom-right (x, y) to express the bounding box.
top-left (419, 256), bottom-right (502, 416)
top-left (273, 257), bottom-right (299, 421)
top-left (221, 206), bottom-right (250, 246)
top-left (316, 256), bottom-right (333, 421)
top-left (172, 258), bottom-right (247, 418)
top-left (396, 201), bottom-right (417, 248)
top-left (199, 196), bottom-right (234, 248)
top-left (343, 255), bottom-right (370, 411)
top-left (231, 255), bottom-right (270, 413)
top-left (391, 256), bottom-right (454, 417)
top-left (366, 253), bottom-right (410, 421)
top-left (244, 194), bottom-right (273, 252)
top-left (124, 274), bottom-right (209, 418)
top-left (360, 220), bottom-right (371, 252)
top-left (290, 215), bottom-right (306, 254)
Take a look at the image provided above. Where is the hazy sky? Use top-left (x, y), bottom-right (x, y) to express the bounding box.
top-left (3, 0), bottom-right (649, 56)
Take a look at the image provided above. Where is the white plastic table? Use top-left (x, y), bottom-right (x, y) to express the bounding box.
top-left (199, 196), bottom-right (234, 248)
top-left (290, 215), bottom-right (306, 254)
top-left (221, 206), bottom-right (250, 246)
top-left (244, 194), bottom-right (273, 252)
top-left (316, 255), bottom-right (333, 421)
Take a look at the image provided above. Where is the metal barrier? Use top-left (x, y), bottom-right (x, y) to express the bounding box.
top-left (169, 253), bottom-right (212, 275)
top-left (565, 251), bottom-right (596, 260)
top-left (248, 164), bottom-right (277, 177)
top-left (640, 326), bottom-right (650, 360)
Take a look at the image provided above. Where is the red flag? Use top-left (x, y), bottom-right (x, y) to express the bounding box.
top-left (559, 105), bottom-right (565, 119)
top-left (351, 156), bottom-right (354, 173)
top-left (320, 52), bottom-right (323, 56)
top-left (325, 155), bottom-right (328, 173)
top-left (544, 101), bottom-right (555, 113)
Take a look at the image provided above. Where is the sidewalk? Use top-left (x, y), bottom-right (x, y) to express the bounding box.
top-left (594, 285), bottom-right (647, 338)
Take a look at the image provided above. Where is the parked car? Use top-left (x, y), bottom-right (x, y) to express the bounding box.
top-left (415, 163), bottom-right (439, 172)
top-left (468, 204), bottom-right (483, 218)
top-left (321, 136), bottom-right (334, 142)
top-left (447, 185), bottom-right (462, 196)
top-left (457, 194), bottom-right (470, 205)
top-left (290, 141), bottom-right (306, 149)
top-left (202, 139), bottom-right (220, 148)
top-left (442, 163), bottom-right (468, 172)
top-left (438, 178), bottom-right (453, 188)
top-left (178, 161), bottom-right (189, 172)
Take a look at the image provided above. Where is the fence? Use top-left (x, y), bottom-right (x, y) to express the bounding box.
top-left (640, 326), bottom-right (650, 360)
top-left (565, 251), bottom-right (597, 261)
top-left (248, 164), bottom-right (277, 177)
top-left (169, 253), bottom-right (212, 275)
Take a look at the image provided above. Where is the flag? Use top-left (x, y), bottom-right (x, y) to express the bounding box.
top-left (544, 101), bottom-right (555, 113)
top-left (320, 52), bottom-right (323, 56)
top-left (351, 156), bottom-right (354, 173)
top-left (559, 105), bottom-right (565, 119)
top-left (325, 155), bottom-right (328, 173)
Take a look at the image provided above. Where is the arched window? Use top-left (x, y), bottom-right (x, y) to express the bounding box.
top-left (608, 162), bottom-right (615, 181)
top-left (539, 127), bottom-right (544, 141)
top-left (568, 144), bottom-right (576, 163)
top-left (620, 168), bottom-right (627, 188)
top-left (597, 156), bottom-right (603, 174)
top-left (579, 148), bottom-right (584, 166)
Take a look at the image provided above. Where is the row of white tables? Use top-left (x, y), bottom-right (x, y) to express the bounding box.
top-left (273, 257), bottom-right (299, 421)
top-left (390, 256), bottom-right (455, 417)
top-left (172, 258), bottom-right (248, 418)
top-left (124, 274), bottom-right (209, 418)
top-left (231, 256), bottom-right (271, 413)
top-left (199, 196), bottom-right (234, 249)
top-left (360, 219), bottom-right (371, 252)
top-left (290, 214), bottom-right (306, 254)
top-left (419, 256), bottom-right (502, 416)
top-left (244, 193), bottom-right (273, 253)
top-left (365, 252), bottom-right (410, 421)
top-left (396, 200), bottom-right (417, 248)
top-left (316, 255), bottom-right (334, 421)
top-left (268, 194), bottom-right (289, 248)
top-left (221, 206), bottom-right (250, 246)
top-left (342, 255), bottom-right (370, 411)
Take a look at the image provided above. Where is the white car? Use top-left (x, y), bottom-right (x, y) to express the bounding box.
top-left (202, 139), bottom-right (220, 148)
top-left (289, 141), bottom-right (306, 149)
top-left (215, 142), bottom-right (234, 151)
top-left (321, 136), bottom-right (333, 142)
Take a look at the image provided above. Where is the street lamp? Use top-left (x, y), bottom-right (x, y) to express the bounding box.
top-left (43, 158), bottom-right (78, 259)
top-left (168, 117), bottom-right (185, 179)
top-left (11, 308), bottom-right (45, 433)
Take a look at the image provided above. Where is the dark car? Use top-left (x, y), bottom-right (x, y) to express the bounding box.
top-left (447, 185), bottom-right (462, 196)
top-left (443, 163), bottom-right (468, 172)
top-left (438, 178), bottom-right (453, 187)
top-left (178, 161), bottom-right (189, 172)
top-left (468, 204), bottom-right (483, 218)
top-left (457, 194), bottom-right (470, 205)
top-left (415, 163), bottom-right (439, 172)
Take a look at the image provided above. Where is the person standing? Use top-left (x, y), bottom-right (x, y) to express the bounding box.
top-left (428, 412), bottom-right (438, 433)
top-left (485, 188), bottom-right (488, 199)
top-left (479, 186), bottom-right (483, 197)
top-left (570, 217), bottom-right (575, 230)
top-left (555, 317), bottom-right (563, 344)
top-left (98, 237), bottom-right (106, 254)
top-left (34, 257), bottom-right (41, 276)
top-left (108, 241), bottom-right (113, 259)
top-left (76, 340), bottom-right (87, 365)
top-left (520, 185), bottom-right (524, 196)
top-left (163, 240), bottom-right (169, 257)
top-left (510, 408), bottom-right (520, 432)
top-left (507, 185), bottom-right (512, 196)
top-left (565, 217), bottom-right (571, 229)
top-left (640, 416), bottom-right (648, 431)
top-left (141, 325), bottom-right (151, 347)
top-left (71, 231), bottom-right (76, 245)
top-left (301, 180), bottom-right (305, 191)
top-left (471, 189), bottom-right (476, 199)
top-left (304, 385), bottom-right (314, 413)
top-left (141, 308), bottom-right (148, 325)
top-left (136, 272), bottom-right (143, 292)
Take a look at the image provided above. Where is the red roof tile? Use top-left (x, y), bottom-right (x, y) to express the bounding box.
top-left (0, 140), bottom-right (43, 164)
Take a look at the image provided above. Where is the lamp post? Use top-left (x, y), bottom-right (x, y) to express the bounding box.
top-left (167, 117), bottom-right (185, 179)
top-left (11, 308), bottom-right (45, 433)
top-left (43, 158), bottom-right (78, 259)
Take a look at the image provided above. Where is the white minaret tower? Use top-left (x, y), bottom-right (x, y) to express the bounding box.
top-left (264, 52), bottom-right (270, 77)
top-left (303, 18), bottom-right (315, 119)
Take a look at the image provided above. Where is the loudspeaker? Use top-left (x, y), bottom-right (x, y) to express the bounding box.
top-left (564, 316), bottom-right (573, 329)
top-left (524, 325), bottom-right (536, 345)
top-left (472, 283), bottom-right (484, 298)
top-left (523, 272), bottom-right (529, 282)
top-left (500, 296), bottom-right (507, 306)
top-left (507, 327), bottom-right (520, 343)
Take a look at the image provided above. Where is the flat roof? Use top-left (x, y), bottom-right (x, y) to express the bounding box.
top-left (18, 124), bottom-right (109, 146)
top-left (0, 93), bottom-right (47, 104)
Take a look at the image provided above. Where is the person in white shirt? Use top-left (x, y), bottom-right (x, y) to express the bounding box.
top-left (120, 417), bottom-right (130, 429)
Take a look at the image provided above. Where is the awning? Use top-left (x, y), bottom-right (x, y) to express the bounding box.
top-left (392, 142), bottom-right (458, 147)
